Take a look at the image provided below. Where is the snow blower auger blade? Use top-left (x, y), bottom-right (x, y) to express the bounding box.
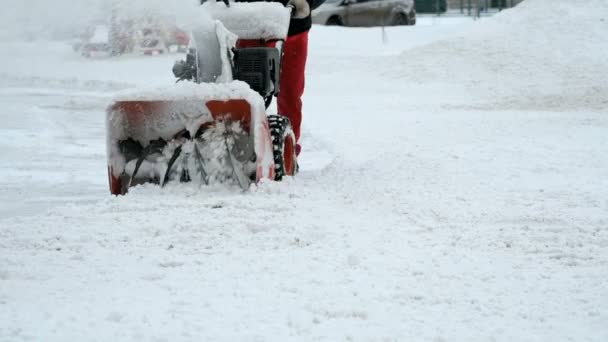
top-left (106, 95), bottom-right (275, 195)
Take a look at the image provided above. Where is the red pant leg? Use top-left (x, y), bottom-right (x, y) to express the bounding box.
top-left (278, 31), bottom-right (309, 156)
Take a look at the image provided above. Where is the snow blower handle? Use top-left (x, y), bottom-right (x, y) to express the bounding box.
top-left (286, 0), bottom-right (310, 18)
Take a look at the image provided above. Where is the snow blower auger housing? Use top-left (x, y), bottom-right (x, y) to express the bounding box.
top-left (106, 2), bottom-right (297, 195)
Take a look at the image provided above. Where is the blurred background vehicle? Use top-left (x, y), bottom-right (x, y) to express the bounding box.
top-left (109, 17), bottom-right (136, 55)
top-left (72, 15), bottom-right (190, 57)
top-left (312, 0), bottom-right (416, 26)
top-left (78, 25), bottom-right (113, 58)
top-left (135, 24), bottom-right (167, 55)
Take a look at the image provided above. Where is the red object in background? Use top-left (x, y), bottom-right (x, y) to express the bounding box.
top-left (174, 29), bottom-right (190, 46)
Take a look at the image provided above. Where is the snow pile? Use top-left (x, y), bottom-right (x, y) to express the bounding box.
top-left (202, 1), bottom-right (291, 40)
top-left (392, 0), bottom-right (608, 110)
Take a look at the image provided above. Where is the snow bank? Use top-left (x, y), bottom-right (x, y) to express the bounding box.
top-left (392, 0), bottom-right (608, 110)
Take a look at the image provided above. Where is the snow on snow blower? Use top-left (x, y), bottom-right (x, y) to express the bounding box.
top-left (106, 2), bottom-right (297, 195)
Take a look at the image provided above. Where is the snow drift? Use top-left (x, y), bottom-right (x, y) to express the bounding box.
top-left (392, 0), bottom-right (608, 110)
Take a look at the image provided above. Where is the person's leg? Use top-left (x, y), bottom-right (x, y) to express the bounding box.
top-left (277, 30), bottom-right (309, 156)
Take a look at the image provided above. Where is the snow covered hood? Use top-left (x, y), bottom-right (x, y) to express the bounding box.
top-left (112, 80), bottom-right (258, 102)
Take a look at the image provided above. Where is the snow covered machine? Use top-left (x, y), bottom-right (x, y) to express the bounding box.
top-left (106, 2), bottom-right (297, 195)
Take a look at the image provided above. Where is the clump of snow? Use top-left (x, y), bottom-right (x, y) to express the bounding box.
top-left (391, 0), bottom-right (608, 110)
top-left (202, 1), bottom-right (291, 40)
top-left (113, 80), bottom-right (258, 102)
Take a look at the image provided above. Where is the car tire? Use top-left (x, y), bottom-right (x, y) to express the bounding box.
top-left (391, 12), bottom-right (409, 26)
top-left (326, 16), bottom-right (344, 26)
top-left (409, 10), bottom-right (416, 25)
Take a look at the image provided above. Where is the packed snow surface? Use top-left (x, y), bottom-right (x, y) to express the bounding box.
top-left (1, 0), bottom-right (607, 341)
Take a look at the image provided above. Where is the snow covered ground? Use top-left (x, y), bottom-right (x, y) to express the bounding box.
top-left (1, 0), bottom-right (607, 340)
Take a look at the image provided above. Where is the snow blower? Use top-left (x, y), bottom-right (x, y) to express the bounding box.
top-left (106, 2), bottom-right (297, 195)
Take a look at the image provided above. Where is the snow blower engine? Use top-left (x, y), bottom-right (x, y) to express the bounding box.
top-left (106, 2), bottom-right (297, 195)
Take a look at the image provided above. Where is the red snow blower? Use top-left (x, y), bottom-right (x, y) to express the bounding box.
top-left (106, 2), bottom-right (297, 195)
